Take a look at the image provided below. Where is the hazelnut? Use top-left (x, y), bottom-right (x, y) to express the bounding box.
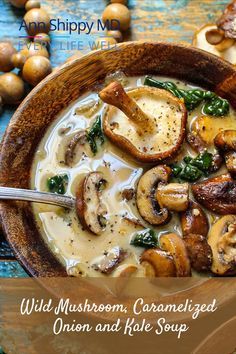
top-left (22, 56), bottom-right (52, 86)
top-left (0, 73), bottom-right (25, 104)
top-left (106, 30), bottom-right (123, 42)
top-left (25, 0), bottom-right (41, 11)
top-left (102, 4), bottom-right (131, 32)
top-left (23, 8), bottom-right (50, 36)
top-left (34, 33), bottom-right (50, 46)
top-left (0, 42), bottom-right (17, 72)
top-left (111, 0), bottom-right (127, 3)
top-left (20, 42), bottom-right (49, 59)
top-left (11, 52), bottom-right (27, 69)
top-left (95, 37), bottom-right (117, 50)
top-left (9, 0), bottom-right (27, 8)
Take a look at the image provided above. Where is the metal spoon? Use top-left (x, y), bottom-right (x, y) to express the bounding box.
top-left (0, 186), bottom-right (75, 209)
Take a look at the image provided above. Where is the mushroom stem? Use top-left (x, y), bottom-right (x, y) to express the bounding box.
top-left (99, 81), bottom-right (155, 134)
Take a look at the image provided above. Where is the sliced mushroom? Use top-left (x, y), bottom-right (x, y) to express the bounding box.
top-left (192, 24), bottom-right (236, 65)
top-left (140, 248), bottom-right (176, 277)
top-left (121, 188), bottom-right (135, 201)
top-left (100, 81), bottom-right (187, 163)
top-left (191, 115), bottom-right (236, 147)
top-left (183, 233), bottom-right (212, 272)
top-left (217, 0), bottom-right (236, 40)
top-left (123, 217), bottom-right (146, 228)
top-left (186, 131), bottom-right (206, 153)
top-left (159, 233), bottom-right (191, 277)
top-left (208, 215), bottom-right (236, 275)
top-left (205, 28), bottom-right (225, 45)
top-left (76, 172), bottom-right (108, 235)
top-left (65, 130), bottom-right (87, 166)
top-left (180, 201), bottom-right (209, 237)
top-left (93, 247), bottom-right (127, 274)
top-left (113, 264), bottom-right (138, 277)
top-left (214, 130), bottom-right (236, 152)
top-left (225, 151), bottom-right (236, 178)
top-left (214, 130), bottom-right (236, 178)
top-left (156, 182), bottom-right (189, 212)
top-left (192, 174), bottom-right (236, 215)
top-left (136, 165), bottom-right (172, 225)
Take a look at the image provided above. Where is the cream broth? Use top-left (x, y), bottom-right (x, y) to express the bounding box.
top-left (31, 75), bottom-right (236, 277)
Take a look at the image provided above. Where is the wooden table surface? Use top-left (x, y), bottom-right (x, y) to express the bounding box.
top-left (0, 0), bottom-right (229, 277)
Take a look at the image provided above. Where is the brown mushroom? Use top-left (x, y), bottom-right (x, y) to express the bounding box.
top-left (214, 130), bottom-right (236, 152)
top-left (93, 247), bottom-right (127, 274)
top-left (76, 172), bottom-right (108, 235)
top-left (214, 130), bottom-right (236, 178)
top-left (205, 28), bottom-right (225, 45)
top-left (159, 233), bottom-right (191, 277)
top-left (180, 201), bottom-right (209, 237)
top-left (156, 182), bottom-right (189, 212)
top-left (192, 174), bottom-right (236, 215)
top-left (113, 264), bottom-right (138, 277)
top-left (208, 215), bottom-right (236, 275)
top-left (140, 248), bottom-right (176, 277)
top-left (217, 0), bottom-right (236, 40)
top-left (100, 81), bottom-right (187, 163)
top-left (225, 151), bottom-right (236, 178)
top-left (183, 234), bottom-right (212, 272)
top-left (191, 115), bottom-right (236, 147)
top-left (64, 130), bottom-right (87, 166)
top-left (136, 165), bottom-right (172, 225)
top-left (192, 24), bottom-right (236, 65)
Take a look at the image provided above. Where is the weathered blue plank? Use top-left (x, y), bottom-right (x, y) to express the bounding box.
top-left (0, 261), bottom-right (28, 277)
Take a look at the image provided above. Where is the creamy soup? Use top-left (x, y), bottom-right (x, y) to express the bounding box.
top-left (31, 74), bottom-right (236, 277)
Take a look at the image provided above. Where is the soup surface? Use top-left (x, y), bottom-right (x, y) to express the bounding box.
top-left (31, 74), bottom-right (236, 277)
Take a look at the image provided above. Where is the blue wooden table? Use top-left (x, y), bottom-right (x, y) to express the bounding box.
top-left (0, 0), bottom-right (229, 277)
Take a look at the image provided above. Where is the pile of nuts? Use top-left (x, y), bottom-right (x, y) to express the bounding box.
top-left (0, 0), bottom-right (51, 112)
top-left (0, 0), bottom-right (132, 113)
top-left (96, 0), bottom-right (131, 49)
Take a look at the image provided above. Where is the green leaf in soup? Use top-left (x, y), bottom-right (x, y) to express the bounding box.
top-left (47, 174), bottom-right (68, 195)
top-left (131, 229), bottom-right (158, 248)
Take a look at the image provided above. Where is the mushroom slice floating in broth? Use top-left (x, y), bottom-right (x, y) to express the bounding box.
top-left (159, 233), bottom-right (191, 277)
top-left (214, 130), bottom-right (236, 178)
top-left (192, 174), bottom-right (236, 215)
top-left (100, 81), bottom-right (187, 163)
top-left (64, 130), bottom-right (87, 166)
top-left (136, 165), bottom-right (172, 225)
top-left (183, 234), bottom-right (212, 272)
top-left (180, 201), bottom-right (209, 237)
top-left (208, 215), bottom-right (236, 275)
top-left (140, 248), bottom-right (176, 277)
top-left (93, 247), bottom-right (127, 274)
top-left (76, 172), bottom-right (108, 235)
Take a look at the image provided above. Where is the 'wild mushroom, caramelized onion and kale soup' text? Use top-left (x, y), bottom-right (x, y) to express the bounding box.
top-left (31, 73), bottom-right (236, 277)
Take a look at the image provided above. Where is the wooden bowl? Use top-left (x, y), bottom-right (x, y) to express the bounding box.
top-left (0, 42), bottom-right (236, 281)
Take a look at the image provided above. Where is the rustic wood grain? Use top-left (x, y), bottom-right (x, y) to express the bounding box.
top-left (0, 0), bottom-right (230, 276)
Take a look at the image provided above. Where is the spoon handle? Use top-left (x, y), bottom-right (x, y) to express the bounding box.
top-left (0, 187), bottom-right (75, 209)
